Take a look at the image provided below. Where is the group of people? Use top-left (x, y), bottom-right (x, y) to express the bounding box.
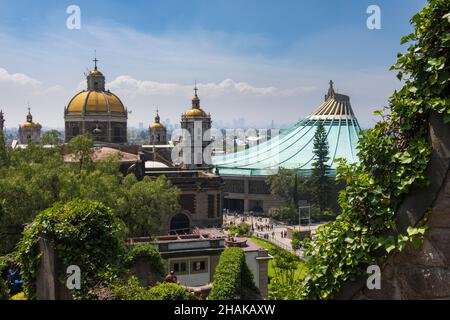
top-left (254, 224), bottom-right (274, 232)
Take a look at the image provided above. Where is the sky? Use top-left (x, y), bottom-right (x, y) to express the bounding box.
top-left (0, 0), bottom-right (426, 129)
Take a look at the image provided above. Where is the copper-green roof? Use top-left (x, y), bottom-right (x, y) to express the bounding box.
top-left (213, 81), bottom-right (362, 176)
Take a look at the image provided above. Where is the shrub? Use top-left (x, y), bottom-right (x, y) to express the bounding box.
top-left (147, 282), bottom-right (194, 300)
top-left (126, 243), bottom-right (165, 276)
top-left (209, 247), bottom-right (258, 300)
top-left (17, 199), bottom-right (126, 300)
top-left (112, 277), bottom-right (193, 300)
top-left (227, 223), bottom-right (251, 236)
top-left (0, 278), bottom-right (8, 300)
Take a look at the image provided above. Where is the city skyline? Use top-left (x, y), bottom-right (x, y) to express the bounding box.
top-left (0, 0), bottom-right (426, 129)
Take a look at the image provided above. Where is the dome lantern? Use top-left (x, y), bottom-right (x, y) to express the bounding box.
top-left (184, 82), bottom-right (207, 118)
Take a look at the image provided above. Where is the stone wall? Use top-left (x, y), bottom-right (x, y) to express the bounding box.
top-left (337, 112), bottom-right (450, 300)
top-left (353, 167), bottom-right (450, 299)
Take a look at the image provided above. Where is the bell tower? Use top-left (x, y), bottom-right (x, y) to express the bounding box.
top-left (180, 82), bottom-right (212, 169)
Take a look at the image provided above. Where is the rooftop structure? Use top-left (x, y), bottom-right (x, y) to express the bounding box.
top-left (213, 81), bottom-right (362, 176)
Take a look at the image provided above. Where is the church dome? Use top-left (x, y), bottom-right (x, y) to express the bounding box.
top-left (21, 108), bottom-right (41, 128)
top-left (149, 111), bottom-right (165, 129)
top-left (22, 121), bottom-right (40, 128)
top-left (184, 107), bottom-right (207, 118)
top-left (66, 90), bottom-right (126, 114)
top-left (184, 85), bottom-right (208, 118)
top-left (65, 57), bottom-right (126, 115)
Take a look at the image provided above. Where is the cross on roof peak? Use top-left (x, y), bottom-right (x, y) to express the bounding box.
top-left (93, 50), bottom-right (99, 70)
top-left (194, 80), bottom-right (199, 96)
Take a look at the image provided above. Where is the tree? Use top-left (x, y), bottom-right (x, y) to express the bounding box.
top-left (311, 122), bottom-right (332, 211)
top-left (266, 167), bottom-right (309, 206)
top-left (67, 134), bottom-right (94, 172)
top-left (40, 130), bottom-right (62, 146)
top-left (117, 176), bottom-right (180, 237)
top-left (0, 131), bottom-right (8, 166)
top-left (0, 141), bottom-right (182, 254)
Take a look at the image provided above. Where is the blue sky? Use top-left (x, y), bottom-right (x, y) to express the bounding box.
top-left (0, 0), bottom-right (426, 128)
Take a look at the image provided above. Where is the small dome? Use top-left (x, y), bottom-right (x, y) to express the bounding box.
top-left (184, 107), bottom-right (207, 118)
top-left (149, 110), bottom-right (165, 129)
top-left (150, 122), bottom-right (164, 129)
top-left (89, 69), bottom-right (104, 77)
top-left (66, 90), bottom-right (126, 114)
top-left (22, 121), bottom-right (40, 129)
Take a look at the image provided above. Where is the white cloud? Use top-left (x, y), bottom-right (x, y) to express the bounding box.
top-left (0, 22), bottom-right (400, 128)
top-left (0, 68), bottom-right (41, 87)
top-left (107, 76), bottom-right (318, 98)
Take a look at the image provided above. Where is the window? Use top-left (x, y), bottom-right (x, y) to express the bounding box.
top-left (208, 195), bottom-right (215, 218)
top-left (171, 261), bottom-right (187, 275)
top-left (191, 260), bottom-right (206, 273)
top-left (72, 126), bottom-right (79, 137)
top-left (217, 195), bottom-right (221, 217)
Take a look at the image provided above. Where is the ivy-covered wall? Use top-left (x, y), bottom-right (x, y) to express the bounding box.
top-left (338, 112), bottom-right (450, 299)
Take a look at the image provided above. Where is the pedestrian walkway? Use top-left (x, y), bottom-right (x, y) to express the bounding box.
top-left (223, 213), bottom-right (319, 258)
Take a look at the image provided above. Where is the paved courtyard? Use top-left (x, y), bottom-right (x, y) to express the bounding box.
top-left (223, 213), bottom-right (325, 257)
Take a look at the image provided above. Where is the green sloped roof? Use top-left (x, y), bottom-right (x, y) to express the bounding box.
top-left (212, 81), bottom-right (362, 176)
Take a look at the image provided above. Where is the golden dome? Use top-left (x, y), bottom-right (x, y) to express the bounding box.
top-left (22, 121), bottom-right (40, 128)
top-left (150, 122), bottom-right (164, 129)
top-left (66, 90), bottom-right (126, 114)
top-left (184, 107), bottom-right (207, 118)
top-left (89, 69), bottom-right (104, 77)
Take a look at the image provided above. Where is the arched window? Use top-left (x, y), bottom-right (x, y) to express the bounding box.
top-left (170, 214), bottom-right (190, 234)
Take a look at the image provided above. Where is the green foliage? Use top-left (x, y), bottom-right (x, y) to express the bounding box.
top-left (248, 237), bottom-right (306, 299)
top-left (269, 248), bottom-right (301, 300)
top-left (0, 142), bottom-right (180, 254)
top-left (147, 282), bottom-right (194, 300)
top-left (296, 0), bottom-right (449, 299)
top-left (117, 176), bottom-right (180, 237)
top-left (311, 122), bottom-right (332, 211)
top-left (226, 223), bottom-right (251, 236)
top-left (208, 247), bottom-right (258, 300)
top-left (0, 277), bottom-right (8, 300)
top-left (266, 167), bottom-right (309, 206)
top-left (16, 199), bottom-right (126, 300)
top-left (268, 206), bottom-right (297, 223)
top-left (112, 276), bottom-right (193, 300)
top-left (67, 134), bottom-right (94, 172)
top-left (41, 130), bottom-right (62, 146)
top-left (126, 243), bottom-right (165, 276)
top-left (0, 131), bottom-right (8, 166)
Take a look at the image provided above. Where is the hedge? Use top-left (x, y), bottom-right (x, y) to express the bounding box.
top-left (209, 247), bottom-right (258, 300)
top-left (126, 243), bottom-right (165, 276)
